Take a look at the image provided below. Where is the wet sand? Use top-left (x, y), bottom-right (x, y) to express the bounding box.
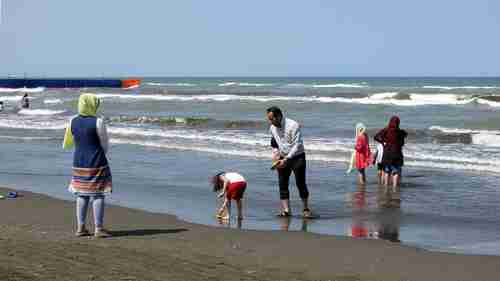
top-left (1, 186), bottom-right (499, 281)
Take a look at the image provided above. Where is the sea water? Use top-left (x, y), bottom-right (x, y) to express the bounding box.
top-left (1, 77), bottom-right (499, 255)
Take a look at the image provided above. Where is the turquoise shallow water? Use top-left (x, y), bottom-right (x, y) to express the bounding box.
top-left (1, 77), bottom-right (500, 255)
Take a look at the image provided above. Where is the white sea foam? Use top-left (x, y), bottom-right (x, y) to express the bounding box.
top-left (406, 150), bottom-right (500, 166)
top-left (0, 96), bottom-right (23, 101)
top-left (239, 83), bottom-right (273, 87)
top-left (43, 98), bottom-right (63, 104)
top-left (0, 119), bottom-right (453, 173)
top-left (336, 93), bottom-right (476, 106)
top-left (109, 127), bottom-right (356, 152)
top-left (312, 83), bottom-right (367, 88)
top-left (368, 92), bottom-right (399, 99)
top-left (409, 94), bottom-right (471, 104)
top-left (18, 109), bottom-right (66, 115)
top-left (111, 138), bottom-right (272, 159)
top-left (429, 126), bottom-right (475, 134)
top-left (283, 83), bottom-right (309, 88)
top-left (423, 85), bottom-right (499, 90)
top-left (306, 154), bottom-right (350, 163)
top-left (0, 135), bottom-right (57, 141)
top-left (96, 93), bottom-right (480, 106)
top-left (218, 82), bottom-right (238, 87)
top-left (343, 93), bottom-right (474, 106)
top-left (477, 98), bottom-right (500, 107)
top-left (471, 134), bottom-right (500, 147)
top-left (400, 159), bottom-right (500, 174)
top-left (306, 139), bottom-right (354, 153)
top-left (0, 119), bottom-right (66, 130)
top-left (109, 135), bottom-right (500, 173)
top-left (111, 138), bottom-right (351, 164)
top-left (311, 95), bottom-right (464, 106)
top-left (282, 83), bottom-right (368, 88)
top-left (108, 127), bottom-right (270, 146)
top-left (106, 126), bottom-right (500, 173)
top-left (1, 115), bottom-right (496, 173)
top-left (429, 126), bottom-right (500, 135)
top-left (147, 82), bottom-right (197, 87)
top-left (96, 93), bottom-right (315, 102)
top-left (216, 82), bottom-right (273, 87)
top-left (0, 87), bottom-right (46, 93)
top-left (429, 126), bottom-right (500, 147)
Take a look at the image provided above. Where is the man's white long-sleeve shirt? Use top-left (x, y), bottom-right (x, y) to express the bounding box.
top-left (269, 117), bottom-right (305, 160)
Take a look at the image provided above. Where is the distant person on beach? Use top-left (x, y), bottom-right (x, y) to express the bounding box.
top-left (347, 123), bottom-right (372, 185)
top-left (63, 93), bottom-right (112, 238)
top-left (0, 101), bottom-right (4, 112)
top-left (267, 106), bottom-right (314, 218)
top-left (373, 141), bottom-right (385, 184)
top-left (20, 93), bottom-right (30, 109)
top-left (374, 116), bottom-right (408, 192)
top-left (212, 171), bottom-right (247, 220)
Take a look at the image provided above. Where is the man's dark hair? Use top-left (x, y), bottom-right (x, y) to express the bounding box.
top-left (266, 106), bottom-right (282, 118)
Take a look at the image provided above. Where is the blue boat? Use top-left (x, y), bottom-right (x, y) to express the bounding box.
top-left (0, 78), bottom-right (141, 89)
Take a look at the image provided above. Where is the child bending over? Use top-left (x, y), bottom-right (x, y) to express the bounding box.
top-left (212, 172), bottom-right (247, 220)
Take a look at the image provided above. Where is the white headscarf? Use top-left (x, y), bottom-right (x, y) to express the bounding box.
top-left (355, 122), bottom-right (366, 137)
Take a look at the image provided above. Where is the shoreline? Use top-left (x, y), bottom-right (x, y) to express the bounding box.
top-left (1, 186), bottom-right (500, 281)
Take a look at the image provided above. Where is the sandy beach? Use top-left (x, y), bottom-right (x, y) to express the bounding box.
top-left (0, 186), bottom-right (499, 281)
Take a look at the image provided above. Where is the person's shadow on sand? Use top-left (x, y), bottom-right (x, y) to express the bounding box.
top-left (109, 228), bottom-right (188, 237)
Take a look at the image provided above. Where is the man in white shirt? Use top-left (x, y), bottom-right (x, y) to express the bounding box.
top-left (267, 106), bottom-right (313, 218)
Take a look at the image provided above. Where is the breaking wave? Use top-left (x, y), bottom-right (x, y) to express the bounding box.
top-left (17, 109), bottom-right (66, 116)
top-left (107, 115), bottom-right (267, 129)
top-left (147, 82), bottom-right (197, 87)
top-left (0, 87), bottom-right (46, 93)
top-left (430, 126), bottom-right (500, 147)
top-left (95, 92), bottom-right (500, 107)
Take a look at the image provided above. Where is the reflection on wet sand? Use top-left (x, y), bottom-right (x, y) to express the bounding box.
top-left (279, 217), bottom-right (309, 232)
top-left (216, 217), bottom-right (243, 229)
top-left (216, 215), bottom-right (310, 232)
top-left (350, 185), bottom-right (370, 238)
top-left (378, 184), bottom-right (401, 209)
top-left (350, 184), bottom-right (401, 243)
top-left (213, 184), bottom-right (401, 241)
top-left (375, 185), bottom-right (401, 242)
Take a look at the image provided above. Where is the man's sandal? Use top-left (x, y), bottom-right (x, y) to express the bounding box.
top-left (277, 210), bottom-right (291, 217)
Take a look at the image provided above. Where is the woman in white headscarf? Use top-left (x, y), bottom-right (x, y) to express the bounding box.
top-left (347, 123), bottom-right (372, 185)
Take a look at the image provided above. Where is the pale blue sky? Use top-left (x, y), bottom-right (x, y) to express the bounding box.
top-left (1, 0), bottom-right (499, 77)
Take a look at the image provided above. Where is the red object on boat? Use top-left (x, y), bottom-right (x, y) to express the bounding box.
top-left (121, 79), bottom-right (141, 89)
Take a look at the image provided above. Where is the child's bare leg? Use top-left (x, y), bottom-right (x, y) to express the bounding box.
top-left (226, 200), bottom-right (231, 219)
top-left (236, 199), bottom-right (243, 220)
top-left (358, 169), bottom-right (366, 185)
top-left (217, 198), bottom-right (229, 219)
